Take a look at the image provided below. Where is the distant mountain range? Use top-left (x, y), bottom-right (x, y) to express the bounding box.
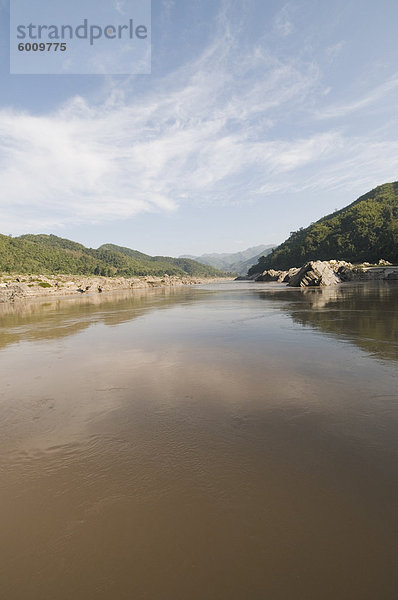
top-left (249, 182), bottom-right (398, 274)
top-left (180, 244), bottom-right (275, 275)
top-left (0, 234), bottom-right (225, 278)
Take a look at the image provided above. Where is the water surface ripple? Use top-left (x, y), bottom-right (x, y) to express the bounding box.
top-left (1, 282), bottom-right (397, 599)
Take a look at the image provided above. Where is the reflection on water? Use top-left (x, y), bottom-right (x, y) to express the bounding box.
top-left (257, 282), bottom-right (398, 363)
top-left (0, 286), bottom-right (205, 349)
top-left (0, 282), bottom-right (397, 599)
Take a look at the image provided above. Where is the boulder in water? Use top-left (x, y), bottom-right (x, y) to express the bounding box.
top-left (288, 261), bottom-right (342, 287)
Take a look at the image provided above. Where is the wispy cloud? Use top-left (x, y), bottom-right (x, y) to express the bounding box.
top-left (325, 40), bottom-right (346, 61)
top-left (316, 73), bottom-right (398, 119)
top-left (0, 3), bottom-right (397, 234)
top-left (0, 23), bottom-right (320, 231)
top-left (114, 1), bottom-right (126, 16)
top-left (273, 4), bottom-right (294, 37)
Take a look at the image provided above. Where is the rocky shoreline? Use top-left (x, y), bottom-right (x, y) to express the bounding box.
top-left (0, 273), bottom-right (224, 303)
top-left (238, 260), bottom-right (398, 287)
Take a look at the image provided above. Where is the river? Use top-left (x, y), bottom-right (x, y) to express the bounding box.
top-left (1, 281), bottom-right (397, 599)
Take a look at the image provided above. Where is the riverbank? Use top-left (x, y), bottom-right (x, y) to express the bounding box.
top-left (0, 273), bottom-right (226, 303)
top-left (240, 260), bottom-right (398, 287)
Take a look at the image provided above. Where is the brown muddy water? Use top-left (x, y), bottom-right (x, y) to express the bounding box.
top-left (1, 281), bottom-right (397, 599)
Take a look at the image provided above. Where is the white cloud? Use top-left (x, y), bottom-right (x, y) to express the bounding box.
top-left (273, 4), bottom-right (294, 37)
top-left (316, 73), bottom-right (398, 119)
top-left (0, 25), bottom-right (320, 231)
top-left (256, 136), bottom-right (398, 198)
top-left (325, 41), bottom-right (346, 61)
top-left (0, 5), bottom-right (397, 234)
top-left (114, 1), bottom-right (126, 16)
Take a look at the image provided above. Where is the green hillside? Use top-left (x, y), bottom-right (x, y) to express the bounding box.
top-left (99, 243), bottom-right (220, 276)
top-left (249, 182), bottom-right (398, 274)
top-left (0, 234), bottom-right (224, 278)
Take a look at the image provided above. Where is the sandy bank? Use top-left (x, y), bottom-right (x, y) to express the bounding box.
top-left (0, 273), bottom-right (225, 303)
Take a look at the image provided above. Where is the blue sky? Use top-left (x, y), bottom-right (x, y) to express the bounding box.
top-left (1, 0), bottom-right (398, 256)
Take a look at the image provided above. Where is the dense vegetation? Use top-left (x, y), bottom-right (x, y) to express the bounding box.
top-left (249, 182), bottom-right (398, 274)
top-left (0, 234), bottom-right (224, 278)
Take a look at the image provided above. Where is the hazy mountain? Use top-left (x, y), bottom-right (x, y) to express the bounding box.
top-left (249, 182), bottom-right (398, 274)
top-left (181, 244), bottom-right (275, 274)
top-left (0, 234), bottom-right (225, 278)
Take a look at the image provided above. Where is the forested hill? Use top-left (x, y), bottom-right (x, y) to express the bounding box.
top-left (249, 182), bottom-right (398, 274)
top-left (0, 234), bottom-right (225, 278)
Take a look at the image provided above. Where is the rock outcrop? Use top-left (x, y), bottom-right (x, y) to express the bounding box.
top-left (0, 274), bottom-right (225, 303)
top-left (254, 267), bottom-right (300, 283)
top-left (280, 267), bottom-right (301, 283)
top-left (287, 260), bottom-right (398, 287)
top-left (288, 261), bottom-right (342, 287)
top-left (255, 269), bottom-right (283, 282)
top-left (251, 259), bottom-right (398, 288)
top-left (237, 260), bottom-right (398, 287)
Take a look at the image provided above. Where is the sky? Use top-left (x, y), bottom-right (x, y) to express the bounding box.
top-left (0, 0), bottom-right (398, 256)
